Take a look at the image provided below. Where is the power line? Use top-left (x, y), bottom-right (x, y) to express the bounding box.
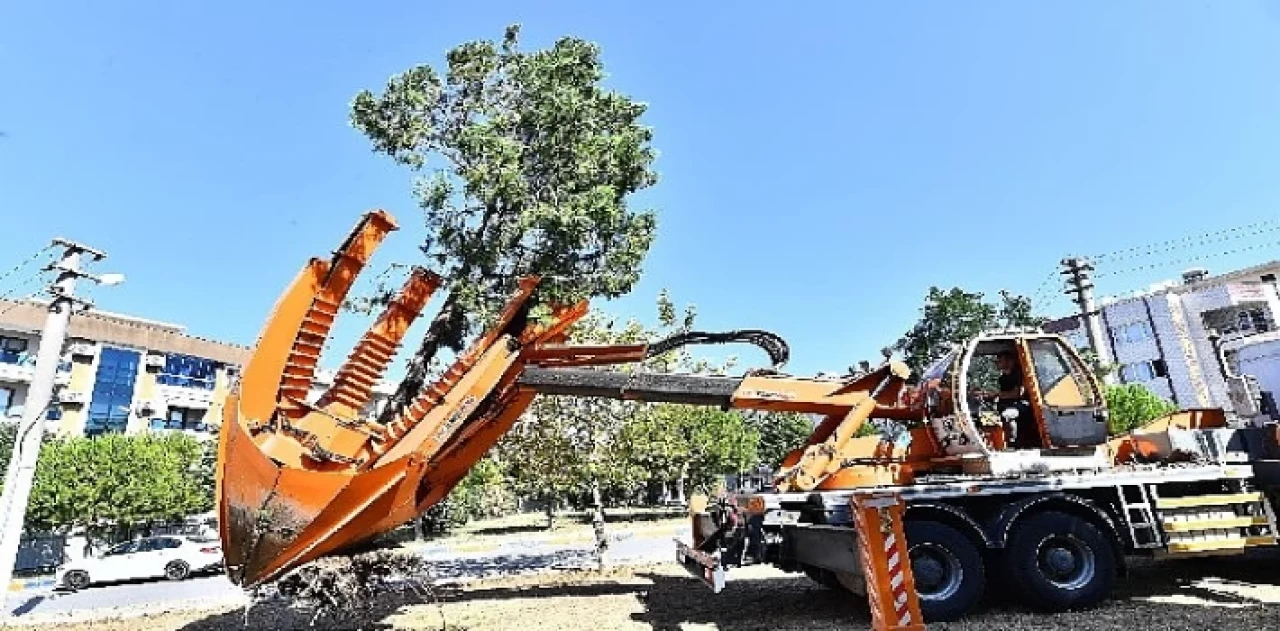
top-left (1028, 269), bottom-right (1062, 314)
top-left (0, 245), bottom-right (54, 290)
top-left (1095, 238), bottom-right (1280, 279)
top-left (1092, 217), bottom-right (1280, 263)
top-left (0, 268), bottom-right (52, 305)
top-left (0, 294), bottom-right (40, 320)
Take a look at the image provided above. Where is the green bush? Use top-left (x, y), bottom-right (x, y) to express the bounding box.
top-left (1106, 383), bottom-right (1178, 435)
top-left (27, 432), bottom-right (211, 532)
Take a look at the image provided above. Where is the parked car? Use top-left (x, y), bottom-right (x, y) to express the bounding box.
top-left (54, 535), bottom-right (223, 591)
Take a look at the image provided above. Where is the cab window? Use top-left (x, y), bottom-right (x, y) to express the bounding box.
top-left (1028, 339), bottom-right (1098, 407)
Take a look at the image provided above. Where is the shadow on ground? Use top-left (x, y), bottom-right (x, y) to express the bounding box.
top-left (174, 551), bottom-right (1280, 630)
top-left (429, 550), bottom-right (596, 580)
top-left (178, 593), bottom-right (414, 631)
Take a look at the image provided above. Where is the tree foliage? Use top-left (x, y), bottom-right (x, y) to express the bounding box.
top-left (27, 433), bottom-right (212, 532)
top-left (0, 421), bottom-right (14, 488)
top-left (351, 24), bottom-right (659, 423)
top-left (421, 456), bottom-right (512, 533)
top-left (895, 287), bottom-right (1044, 375)
top-left (1105, 383), bottom-right (1178, 434)
top-left (743, 411), bottom-right (813, 470)
top-left (619, 405), bottom-right (758, 494)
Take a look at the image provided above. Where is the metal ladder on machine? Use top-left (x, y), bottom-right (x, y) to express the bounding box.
top-left (1116, 483), bottom-right (1165, 550)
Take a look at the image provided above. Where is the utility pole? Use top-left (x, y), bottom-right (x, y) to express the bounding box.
top-left (1061, 256), bottom-right (1115, 384)
top-left (0, 239), bottom-right (119, 611)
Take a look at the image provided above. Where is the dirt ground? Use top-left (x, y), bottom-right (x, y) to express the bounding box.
top-left (10, 554), bottom-right (1280, 630)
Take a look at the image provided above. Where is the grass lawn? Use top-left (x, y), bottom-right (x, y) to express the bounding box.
top-left (411, 506), bottom-right (690, 548)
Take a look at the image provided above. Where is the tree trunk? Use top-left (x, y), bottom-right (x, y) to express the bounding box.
top-left (544, 496), bottom-right (556, 530)
top-left (590, 478), bottom-right (608, 572)
top-left (675, 475), bottom-right (686, 505)
top-left (376, 293), bottom-right (466, 425)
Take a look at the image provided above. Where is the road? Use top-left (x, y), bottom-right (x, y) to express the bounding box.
top-left (2, 529), bottom-right (678, 621)
top-left (3, 574), bottom-right (242, 619)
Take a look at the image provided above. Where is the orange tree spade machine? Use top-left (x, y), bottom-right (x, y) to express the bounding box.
top-left (216, 210), bottom-right (1280, 627)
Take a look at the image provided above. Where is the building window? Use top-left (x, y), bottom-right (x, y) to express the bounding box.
top-left (1238, 308), bottom-right (1272, 333)
top-left (156, 354), bottom-right (220, 390)
top-left (1111, 321), bottom-right (1153, 344)
top-left (151, 407), bottom-right (207, 432)
top-left (1120, 359), bottom-right (1168, 384)
top-left (1202, 303), bottom-right (1275, 336)
top-left (0, 387), bottom-right (13, 416)
top-left (86, 347), bottom-right (141, 436)
top-left (0, 336), bottom-right (28, 365)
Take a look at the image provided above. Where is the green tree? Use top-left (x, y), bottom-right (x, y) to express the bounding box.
top-left (27, 433), bottom-right (211, 533)
top-left (620, 405), bottom-right (758, 497)
top-left (895, 286), bottom-right (1042, 375)
top-left (0, 421), bottom-right (15, 489)
top-left (1105, 383), bottom-right (1178, 434)
top-left (496, 291), bottom-right (699, 522)
top-left (350, 24), bottom-right (659, 424)
top-left (420, 456), bottom-right (512, 534)
top-left (744, 411), bottom-right (814, 470)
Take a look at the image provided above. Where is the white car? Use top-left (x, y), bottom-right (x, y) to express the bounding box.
top-left (54, 535), bottom-right (223, 591)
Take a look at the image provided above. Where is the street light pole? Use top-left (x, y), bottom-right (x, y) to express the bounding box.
top-left (0, 239), bottom-right (112, 610)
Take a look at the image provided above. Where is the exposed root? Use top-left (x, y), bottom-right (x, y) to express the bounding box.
top-left (249, 549), bottom-right (451, 629)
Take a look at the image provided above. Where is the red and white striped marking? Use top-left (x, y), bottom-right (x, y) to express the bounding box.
top-left (883, 526), bottom-right (914, 627)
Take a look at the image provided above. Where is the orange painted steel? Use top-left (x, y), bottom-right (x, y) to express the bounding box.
top-left (851, 492), bottom-right (926, 631)
top-left (216, 209), bottom-right (924, 587)
top-left (215, 210), bottom-right (604, 587)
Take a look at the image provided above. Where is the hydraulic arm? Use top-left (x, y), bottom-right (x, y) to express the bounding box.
top-left (215, 209), bottom-right (917, 586)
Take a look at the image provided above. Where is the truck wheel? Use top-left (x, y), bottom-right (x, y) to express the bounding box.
top-left (1003, 511), bottom-right (1116, 612)
top-left (905, 520), bottom-right (986, 622)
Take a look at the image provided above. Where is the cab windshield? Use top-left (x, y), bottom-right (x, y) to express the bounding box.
top-left (921, 348), bottom-right (958, 384)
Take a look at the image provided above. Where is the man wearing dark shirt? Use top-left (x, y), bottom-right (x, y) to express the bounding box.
top-left (992, 350), bottom-right (1036, 448)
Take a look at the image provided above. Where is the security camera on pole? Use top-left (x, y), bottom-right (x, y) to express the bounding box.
top-left (0, 239), bottom-right (122, 609)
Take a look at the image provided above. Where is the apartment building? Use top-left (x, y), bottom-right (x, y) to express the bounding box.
top-left (0, 299), bottom-right (399, 438)
top-left (1046, 260), bottom-right (1280, 412)
top-left (0, 298), bottom-right (250, 437)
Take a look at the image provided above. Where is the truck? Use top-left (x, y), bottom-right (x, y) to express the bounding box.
top-left (214, 209), bottom-right (1280, 626)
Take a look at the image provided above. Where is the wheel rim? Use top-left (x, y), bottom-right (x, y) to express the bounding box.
top-left (1035, 534), bottom-right (1096, 590)
top-left (68, 572), bottom-right (87, 589)
top-left (167, 563), bottom-right (187, 579)
top-left (910, 542), bottom-right (964, 602)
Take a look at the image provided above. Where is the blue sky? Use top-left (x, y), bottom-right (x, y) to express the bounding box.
top-left (4, 1), bottom-right (1280, 377)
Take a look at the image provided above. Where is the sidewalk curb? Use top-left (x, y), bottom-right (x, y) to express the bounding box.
top-left (7, 577), bottom-right (54, 593)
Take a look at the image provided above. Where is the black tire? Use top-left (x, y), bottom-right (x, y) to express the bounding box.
top-left (164, 560), bottom-right (191, 581)
top-left (801, 564), bottom-right (844, 590)
top-left (64, 570), bottom-right (90, 591)
top-left (905, 520), bottom-right (987, 622)
top-left (1002, 511), bottom-right (1116, 612)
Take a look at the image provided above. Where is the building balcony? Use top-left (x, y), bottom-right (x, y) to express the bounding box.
top-left (0, 360), bottom-right (34, 384)
top-left (155, 384), bottom-right (216, 410)
top-left (147, 419), bottom-right (216, 439)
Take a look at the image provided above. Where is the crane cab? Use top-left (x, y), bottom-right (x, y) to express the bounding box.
top-left (918, 332), bottom-right (1110, 473)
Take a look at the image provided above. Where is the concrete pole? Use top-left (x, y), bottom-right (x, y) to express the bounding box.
top-left (0, 241), bottom-right (103, 610)
top-left (1062, 257), bottom-right (1115, 384)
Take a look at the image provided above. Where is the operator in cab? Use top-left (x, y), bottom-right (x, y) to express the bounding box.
top-left (991, 350), bottom-right (1036, 449)
top-left (974, 351), bottom-right (1036, 449)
